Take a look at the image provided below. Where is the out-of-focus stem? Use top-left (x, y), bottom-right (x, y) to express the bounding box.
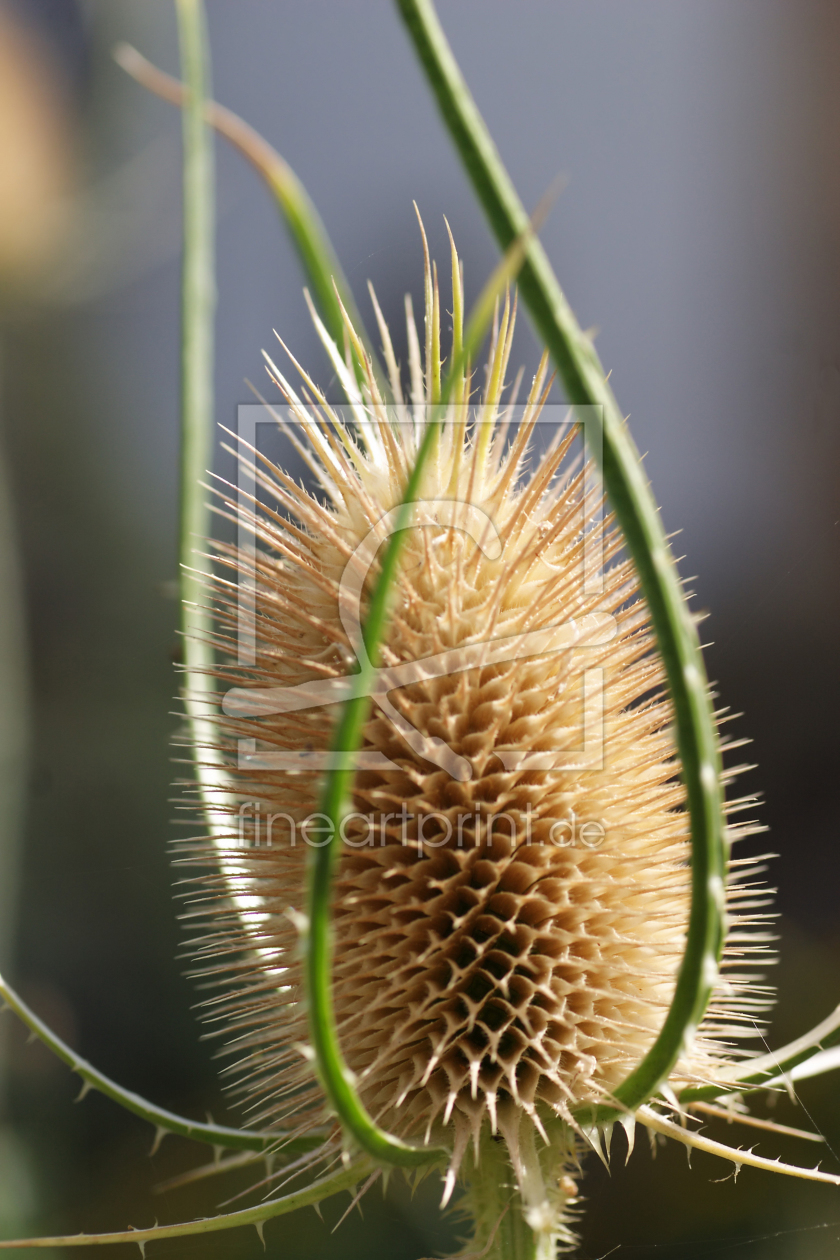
top-left (175, 0), bottom-right (232, 845)
top-left (115, 41), bottom-right (377, 391)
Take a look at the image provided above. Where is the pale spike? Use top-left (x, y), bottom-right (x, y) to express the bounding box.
top-left (619, 1113), bottom-right (636, 1164)
top-left (637, 1106), bottom-right (840, 1185)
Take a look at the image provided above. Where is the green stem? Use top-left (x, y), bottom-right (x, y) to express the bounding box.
top-left (461, 1126), bottom-right (578, 1260)
top-left (0, 971), bottom-right (295, 1152)
top-left (114, 42), bottom-right (377, 391)
top-left (175, 1), bottom-right (237, 850)
top-left (680, 1002), bottom-right (840, 1104)
top-left (177, 0), bottom-right (214, 661)
top-left (396, 0), bottom-right (726, 1127)
top-left (0, 1156), bottom-right (374, 1250)
top-left (464, 1138), bottom-right (538, 1260)
top-left (464, 1141), bottom-right (539, 1260)
top-left (306, 420), bottom-right (446, 1168)
top-left (306, 238), bottom-right (532, 1168)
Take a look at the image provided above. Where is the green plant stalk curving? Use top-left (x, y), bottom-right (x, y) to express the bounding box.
top-left (175, 0), bottom-right (233, 846)
top-left (0, 972), bottom-right (292, 1152)
top-left (306, 236), bottom-right (531, 1168)
top-left (113, 42), bottom-right (378, 391)
top-left (395, 0), bottom-right (726, 1128)
top-left (305, 420), bottom-right (449, 1168)
top-left (679, 1003), bottom-right (840, 1104)
top-left (0, 1157), bottom-right (375, 1251)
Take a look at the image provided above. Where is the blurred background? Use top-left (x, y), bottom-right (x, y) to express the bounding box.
top-left (0, 1), bottom-right (839, 1256)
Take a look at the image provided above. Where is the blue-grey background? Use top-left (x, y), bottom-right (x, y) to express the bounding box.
top-left (1, 1), bottom-right (839, 1256)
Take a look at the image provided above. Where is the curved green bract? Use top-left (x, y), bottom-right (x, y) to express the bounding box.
top-left (307, 418), bottom-right (448, 1168)
top-left (0, 1156), bottom-right (374, 1250)
top-left (114, 41), bottom-right (377, 391)
top-left (177, 0), bottom-right (214, 665)
top-left (395, 0), bottom-right (727, 1128)
top-left (306, 244), bottom-right (529, 1167)
top-left (680, 1003), bottom-right (840, 1105)
top-left (0, 972), bottom-right (301, 1153)
top-left (175, 0), bottom-right (242, 853)
top-left (212, 112), bottom-right (378, 391)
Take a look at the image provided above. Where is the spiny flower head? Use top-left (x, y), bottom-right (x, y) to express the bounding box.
top-left (185, 219), bottom-right (772, 1249)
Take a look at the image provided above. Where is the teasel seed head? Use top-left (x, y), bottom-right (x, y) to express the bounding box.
top-left (182, 219), bottom-right (773, 1252)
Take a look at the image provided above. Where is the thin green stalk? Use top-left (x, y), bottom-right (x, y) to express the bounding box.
top-left (175, 1), bottom-right (236, 850)
top-left (0, 1156), bottom-right (374, 1251)
top-left (679, 1003), bottom-right (840, 1104)
top-left (0, 0), bottom-right (270, 1164)
top-left (395, 0), bottom-right (726, 1127)
top-left (0, 971), bottom-right (297, 1152)
top-left (306, 422), bottom-right (446, 1169)
top-left (306, 241), bottom-right (530, 1167)
top-left (177, 0), bottom-right (213, 660)
top-left (114, 42), bottom-right (378, 391)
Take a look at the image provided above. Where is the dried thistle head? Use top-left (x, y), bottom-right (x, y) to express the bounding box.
top-left (185, 220), bottom-right (773, 1250)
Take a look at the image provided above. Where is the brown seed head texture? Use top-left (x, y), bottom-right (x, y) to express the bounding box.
top-left (182, 236), bottom-right (771, 1203)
